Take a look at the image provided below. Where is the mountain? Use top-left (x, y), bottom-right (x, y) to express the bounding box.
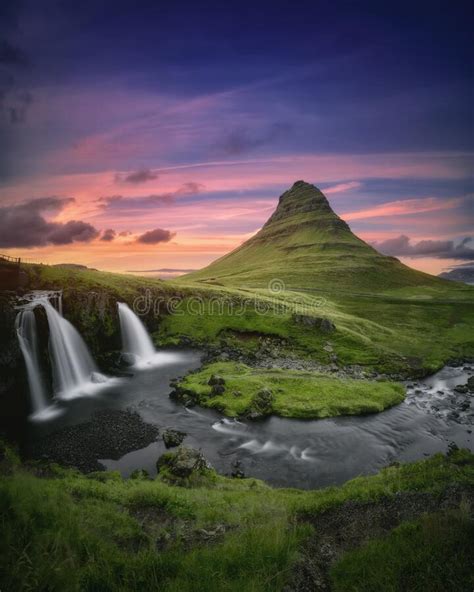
top-left (439, 267), bottom-right (474, 285)
top-left (180, 181), bottom-right (445, 292)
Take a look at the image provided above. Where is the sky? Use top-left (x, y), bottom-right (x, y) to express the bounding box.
top-left (0, 0), bottom-right (473, 276)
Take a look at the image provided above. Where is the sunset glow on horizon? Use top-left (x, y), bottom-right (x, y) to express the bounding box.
top-left (1, 1), bottom-right (472, 277)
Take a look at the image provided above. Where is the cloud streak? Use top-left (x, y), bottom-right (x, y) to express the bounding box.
top-left (324, 181), bottom-right (362, 194)
top-left (97, 182), bottom-right (205, 212)
top-left (218, 123), bottom-right (291, 156)
top-left (372, 235), bottom-right (474, 260)
top-left (342, 196), bottom-right (464, 221)
top-left (116, 168), bottom-right (159, 184)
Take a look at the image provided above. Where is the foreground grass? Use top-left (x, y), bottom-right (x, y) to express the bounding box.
top-left (331, 508), bottom-right (474, 592)
top-left (175, 361), bottom-right (405, 418)
top-left (0, 447), bottom-right (473, 591)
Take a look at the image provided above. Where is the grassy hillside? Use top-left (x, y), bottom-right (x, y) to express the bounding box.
top-left (1, 443), bottom-right (473, 592)
top-left (330, 508), bottom-right (474, 592)
top-left (14, 261), bottom-right (474, 376)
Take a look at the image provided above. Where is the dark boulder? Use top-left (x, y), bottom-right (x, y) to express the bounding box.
top-left (292, 313), bottom-right (335, 333)
top-left (162, 428), bottom-right (186, 448)
top-left (320, 318), bottom-right (336, 333)
top-left (208, 374), bottom-right (226, 386)
top-left (231, 459), bottom-right (245, 479)
top-left (210, 384), bottom-right (226, 396)
top-left (156, 446), bottom-right (211, 478)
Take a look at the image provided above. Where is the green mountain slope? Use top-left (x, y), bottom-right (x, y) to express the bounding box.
top-left (181, 181), bottom-right (446, 292)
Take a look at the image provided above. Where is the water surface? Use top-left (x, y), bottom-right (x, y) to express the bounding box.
top-left (27, 351), bottom-right (473, 489)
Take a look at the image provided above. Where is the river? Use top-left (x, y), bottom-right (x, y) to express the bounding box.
top-left (25, 350), bottom-right (473, 489)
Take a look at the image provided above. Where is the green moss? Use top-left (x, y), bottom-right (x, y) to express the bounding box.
top-left (176, 361), bottom-right (405, 418)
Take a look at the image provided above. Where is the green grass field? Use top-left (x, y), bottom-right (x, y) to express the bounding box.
top-left (21, 261), bottom-right (474, 377)
top-left (1, 444), bottom-right (473, 592)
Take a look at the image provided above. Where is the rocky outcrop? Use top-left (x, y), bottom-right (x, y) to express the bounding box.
top-left (292, 313), bottom-right (336, 333)
top-left (208, 374), bottom-right (225, 386)
top-left (162, 428), bottom-right (186, 448)
top-left (247, 387), bottom-right (274, 419)
top-left (156, 446), bottom-right (211, 478)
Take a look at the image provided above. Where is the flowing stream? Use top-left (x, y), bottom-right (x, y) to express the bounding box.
top-left (24, 351), bottom-right (473, 489)
top-left (15, 291), bottom-right (474, 488)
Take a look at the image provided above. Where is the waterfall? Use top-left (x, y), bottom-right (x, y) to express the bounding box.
top-left (15, 308), bottom-right (62, 421)
top-left (42, 300), bottom-right (106, 398)
top-left (117, 302), bottom-right (184, 369)
top-left (117, 302), bottom-right (155, 361)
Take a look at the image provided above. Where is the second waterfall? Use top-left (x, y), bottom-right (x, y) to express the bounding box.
top-left (117, 302), bottom-right (183, 368)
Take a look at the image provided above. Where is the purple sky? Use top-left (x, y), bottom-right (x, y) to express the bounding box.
top-left (0, 0), bottom-right (473, 275)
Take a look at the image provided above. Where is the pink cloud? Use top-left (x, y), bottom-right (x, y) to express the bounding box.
top-left (324, 181), bottom-right (362, 194)
top-left (342, 196), bottom-right (464, 221)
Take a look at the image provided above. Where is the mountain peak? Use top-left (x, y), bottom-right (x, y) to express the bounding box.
top-left (263, 180), bottom-right (343, 228)
top-left (180, 180), bottom-right (441, 291)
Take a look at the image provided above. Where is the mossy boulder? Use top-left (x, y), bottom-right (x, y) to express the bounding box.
top-left (247, 387), bottom-right (274, 419)
top-left (162, 428), bottom-right (186, 448)
top-left (156, 446), bottom-right (211, 478)
top-left (211, 384), bottom-right (226, 396)
top-left (292, 313), bottom-right (335, 333)
top-left (208, 374), bottom-right (226, 386)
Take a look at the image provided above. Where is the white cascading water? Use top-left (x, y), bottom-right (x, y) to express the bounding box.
top-left (117, 302), bottom-right (182, 368)
top-left (15, 308), bottom-right (62, 421)
top-left (42, 300), bottom-right (107, 398)
top-left (117, 302), bottom-right (155, 360)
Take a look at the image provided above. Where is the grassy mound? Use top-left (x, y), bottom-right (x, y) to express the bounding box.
top-left (174, 361), bottom-right (405, 418)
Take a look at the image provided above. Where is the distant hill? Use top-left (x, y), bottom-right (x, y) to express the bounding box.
top-left (53, 263), bottom-right (98, 271)
top-left (439, 267), bottom-right (474, 285)
top-left (180, 181), bottom-right (447, 292)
